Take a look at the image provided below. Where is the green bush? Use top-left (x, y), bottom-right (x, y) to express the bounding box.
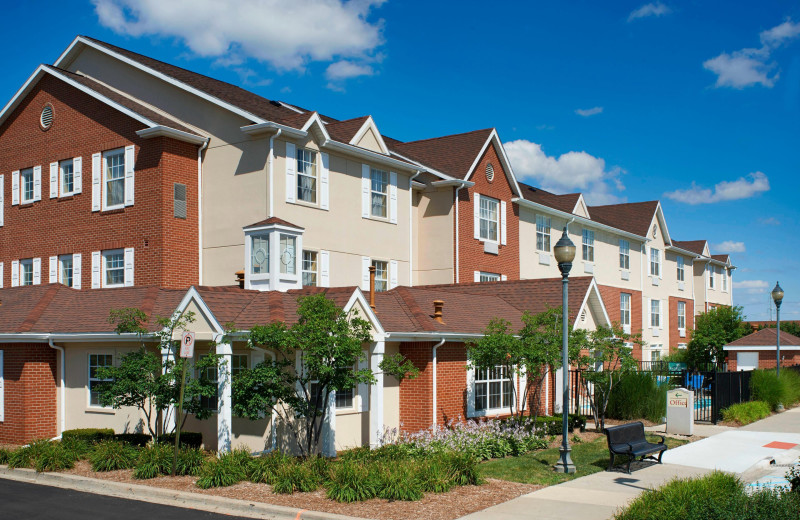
top-left (155, 432), bottom-right (203, 450)
top-left (376, 460), bottom-right (423, 501)
top-left (196, 450), bottom-right (248, 489)
top-left (607, 372), bottom-right (668, 423)
top-left (60, 437), bottom-right (91, 459)
top-left (248, 451), bottom-right (292, 484)
top-left (62, 428), bottom-right (114, 444)
top-left (721, 401), bottom-right (771, 425)
top-left (133, 444), bottom-right (173, 479)
top-left (504, 415), bottom-right (586, 435)
top-left (444, 451), bottom-right (482, 486)
top-left (326, 459), bottom-right (378, 502)
top-left (90, 441), bottom-right (138, 472)
top-left (418, 454), bottom-right (454, 493)
top-left (114, 433), bottom-right (152, 447)
top-left (272, 462), bottom-right (319, 494)
top-left (0, 448), bottom-right (11, 464)
top-left (34, 442), bottom-right (80, 472)
top-left (8, 439), bottom-right (54, 469)
top-left (176, 447), bottom-right (206, 476)
top-left (751, 370), bottom-right (785, 410)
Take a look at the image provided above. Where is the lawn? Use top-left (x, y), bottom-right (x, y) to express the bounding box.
top-left (480, 434), bottom-right (688, 486)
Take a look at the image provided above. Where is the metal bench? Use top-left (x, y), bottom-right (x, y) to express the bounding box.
top-left (603, 421), bottom-right (667, 474)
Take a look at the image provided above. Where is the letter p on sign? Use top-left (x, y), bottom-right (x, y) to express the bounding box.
top-left (180, 331), bottom-right (195, 358)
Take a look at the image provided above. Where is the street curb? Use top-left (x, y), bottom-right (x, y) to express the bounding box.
top-left (0, 465), bottom-right (373, 520)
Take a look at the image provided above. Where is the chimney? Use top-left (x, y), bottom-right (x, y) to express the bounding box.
top-left (369, 265), bottom-right (376, 310)
top-left (235, 269), bottom-right (244, 289)
top-left (433, 300), bottom-right (444, 323)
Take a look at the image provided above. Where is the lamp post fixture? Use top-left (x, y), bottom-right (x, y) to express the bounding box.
top-left (772, 282), bottom-right (784, 411)
top-left (553, 226), bottom-right (576, 474)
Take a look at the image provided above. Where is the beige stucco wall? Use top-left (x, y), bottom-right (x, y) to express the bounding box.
top-left (704, 262), bottom-right (733, 308)
top-left (413, 186), bottom-right (455, 285)
top-left (354, 127), bottom-right (383, 154)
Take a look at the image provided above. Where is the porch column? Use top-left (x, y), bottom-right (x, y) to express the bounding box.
top-left (369, 340), bottom-right (385, 448)
top-left (322, 390), bottom-right (336, 457)
top-left (161, 346), bottom-right (176, 433)
top-left (216, 338), bottom-right (233, 453)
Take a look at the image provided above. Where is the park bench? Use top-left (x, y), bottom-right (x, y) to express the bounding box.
top-left (603, 421), bottom-right (667, 474)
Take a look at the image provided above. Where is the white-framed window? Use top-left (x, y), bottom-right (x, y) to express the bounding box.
top-left (479, 196), bottom-right (499, 242)
top-left (479, 272), bottom-right (501, 282)
top-left (102, 249), bottom-right (124, 288)
top-left (20, 168), bottom-right (34, 204)
top-left (103, 148), bottom-right (125, 210)
top-left (620, 293), bottom-right (631, 327)
top-left (650, 248), bottom-right (661, 277)
top-left (20, 259), bottom-right (33, 286)
top-left (310, 381), bottom-right (355, 410)
top-left (650, 348), bottom-right (662, 362)
top-left (279, 235), bottom-right (296, 275)
top-left (677, 301), bottom-right (686, 330)
top-left (722, 268), bottom-right (728, 291)
top-left (372, 259), bottom-right (388, 292)
top-left (707, 264), bottom-right (715, 289)
top-left (619, 240), bottom-right (630, 270)
top-left (251, 234), bottom-right (269, 275)
top-left (60, 159), bottom-right (75, 196)
top-left (582, 229), bottom-right (594, 262)
top-left (88, 353), bottom-right (113, 407)
top-left (59, 255), bottom-right (74, 287)
top-left (473, 365), bottom-right (513, 413)
top-left (296, 148), bottom-right (317, 204)
top-left (200, 365), bottom-right (218, 411)
top-left (370, 168), bottom-right (388, 218)
top-left (536, 215), bottom-right (551, 251)
top-left (302, 250), bottom-right (318, 287)
top-left (650, 299), bottom-right (661, 328)
top-left (677, 256), bottom-right (685, 282)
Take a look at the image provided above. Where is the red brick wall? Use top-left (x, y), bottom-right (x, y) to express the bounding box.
top-left (668, 296), bottom-right (694, 353)
top-left (598, 284), bottom-right (644, 361)
top-left (728, 350), bottom-right (800, 371)
top-left (0, 74), bottom-right (198, 289)
top-left (0, 344), bottom-right (57, 444)
top-left (456, 143), bottom-right (520, 283)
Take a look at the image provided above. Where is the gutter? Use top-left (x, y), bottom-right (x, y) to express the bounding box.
top-left (432, 338), bottom-right (445, 426)
top-left (384, 332), bottom-right (486, 342)
top-left (268, 129), bottom-right (282, 218)
top-left (409, 170), bottom-right (421, 286)
top-left (197, 138), bottom-right (209, 285)
top-left (322, 140), bottom-right (420, 173)
top-left (240, 122), bottom-right (306, 139)
top-left (48, 339), bottom-right (66, 437)
top-left (136, 126), bottom-right (208, 146)
top-left (0, 333), bottom-right (153, 342)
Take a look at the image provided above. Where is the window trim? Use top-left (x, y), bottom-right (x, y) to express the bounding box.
top-left (60, 158), bottom-right (75, 197)
top-left (677, 256), bottom-right (685, 282)
top-left (677, 301), bottom-right (686, 331)
top-left (59, 254), bottom-right (74, 288)
top-left (478, 195), bottom-right (500, 243)
top-left (20, 168), bottom-right (34, 204)
top-left (471, 365), bottom-right (514, 416)
top-left (619, 239), bottom-right (630, 270)
top-left (101, 249), bottom-right (125, 288)
top-left (650, 248), bottom-right (661, 277)
top-left (102, 148), bottom-right (126, 211)
top-left (19, 258), bottom-right (33, 286)
top-left (620, 293), bottom-right (631, 327)
top-left (296, 148), bottom-right (318, 205)
top-left (707, 264), bottom-right (715, 289)
top-left (479, 271), bottom-right (501, 282)
top-left (582, 229), bottom-right (595, 262)
top-left (372, 259), bottom-right (389, 292)
top-left (650, 299), bottom-right (661, 328)
top-left (87, 352), bottom-right (114, 409)
top-left (302, 250), bottom-right (318, 287)
top-left (536, 215), bottom-right (551, 252)
top-left (370, 167), bottom-right (389, 219)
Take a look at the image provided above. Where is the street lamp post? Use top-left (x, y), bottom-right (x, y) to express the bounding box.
top-left (772, 282), bottom-right (784, 411)
top-left (553, 227), bottom-right (576, 474)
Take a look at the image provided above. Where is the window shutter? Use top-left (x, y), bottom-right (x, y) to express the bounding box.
top-left (32, 257), bottom-right (41, 285)
top-left (0, 174), bottom-right (4, 227)
top-left (49, 256), bottom-right (58, 283)
top-left (500, 200), bottom-right (507, 245)
top-left (0, 349), bottom-right (4, 422)
top-left (11, 260), bottom-right (19, 287)
top-left (124, 145), bottom-right (135, 206)
top-left (361, 164), bottom-right (370, 218)
top-left (173, 183), bottom-right (187, 219)
top-left (33, 166), bottom-right (41, 201)
top-left (319, 250), bottom-right (330, 288)
top-left (124, 248), bottom-right (134, 287)
top-left (389, 171), bottom-right (398, 224)
top-left (91, 153), bottom-right (101, 211)
top-left (285, 142), bottom-right (296, 203)
top-left (474, 271), bottom-right (480, 282)
top-left (389, 259), bottom-right (398, 289)
top-left (361, 256), bottom-right (370, 291)
top-left (72, 253), bottom-right (81, 289)
top-left (320, 152), bottom-right (329, 210)
top-left (50, 162), bottom-right (58, 198)
top-left (0, 263), bottom-right (3, 288)
top-left (473, 193), bottom-right (481, 239)
top-left (357, 350), bottom-right (369, 412)
top-left (91, 251), bottom-right (101, 289)
top-left (73, 156), bottom-right (82, 194)
top-left (646, 297), bottom-right (651, 328)
top-left (11, 171), bottom-right (19, 206)
top-left (501, 274), bottom-right (508, 281)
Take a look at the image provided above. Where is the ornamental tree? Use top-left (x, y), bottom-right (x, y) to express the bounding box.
top-left (687, 305), bottom-right (748, 368)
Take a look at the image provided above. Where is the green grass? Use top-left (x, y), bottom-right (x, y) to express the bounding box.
top-left (721, 401), bottom-right (771, 425)
top-left (479, 435), bottom-right (688, 486)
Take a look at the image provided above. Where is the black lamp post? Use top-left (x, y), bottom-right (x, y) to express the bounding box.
top-left (553, 227), bottom-right (576, 474)
top-left (772, 282), bottom-right (784, 410)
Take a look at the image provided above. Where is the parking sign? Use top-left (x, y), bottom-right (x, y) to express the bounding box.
top-left (180, 331), bottom-right (195, 358)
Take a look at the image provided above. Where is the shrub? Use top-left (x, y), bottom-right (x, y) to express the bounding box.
top-left (60, 437), bottom-right (91, 459)
top-left (155, 432), bottom-right (203, 450)
top-left (90, 441), bottom-right (138, 472)
top-left (443, 451), bottom-right (482, 486)
top-left (721, 401), bottom-right (771, 425)
top-left (326, 459), bottom-right (378, 503)
top-left (176, 447), bottom-right (207, 476)
top-left (418, 454), bottom-right (454, 493)
top-left (376, 461), bottom-right (423, 501)
top-left (34, 442), bottom-right (79, 472)
top-left (751, 370), bottom-right (785, 411)
top-left (195, 450), bottom-right (248, 489)
top-left (607, 372), bottom-right (668, 423)
top-left (114, 433), bottom-right (152, 448)
top-left (248, 451), bottom-right (292, 484)
top-left (8, 439), bottom-right (54, 470)
top-left (787, 458), bottom-right (800, 493)
top-left (504, 415), bottom-right (587, 435)
top-left (272, 462), bottom-right (319, 494)
top-left (133, 444), bottom-right (172, 479)
top-left (0, 448), bottom-right (11, 464)
top-left (62, 428), bottom-right (114, 444)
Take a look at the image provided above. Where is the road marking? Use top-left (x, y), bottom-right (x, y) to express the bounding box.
top-left (295, 509), bottom-right (308, 520)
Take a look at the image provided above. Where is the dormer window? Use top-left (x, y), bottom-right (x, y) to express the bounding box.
top-left (243, 218), bottom-right (304, 292)
top-left (251, 234), bottom-right (269, 275)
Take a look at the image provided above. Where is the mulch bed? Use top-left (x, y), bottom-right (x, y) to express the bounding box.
top-left (64, 460), bottom-right (538, 520)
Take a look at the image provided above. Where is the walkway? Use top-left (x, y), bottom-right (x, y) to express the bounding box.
top-left (460, 407), bottom-right (800, 520)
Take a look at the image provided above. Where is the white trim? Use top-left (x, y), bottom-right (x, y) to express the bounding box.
top-left (357, 349), bottom-right (370, 412)
top-left (319, 152), bottom-right (330, 211)
top-left (285, 142), bottom-right (296, 203)
top-left (72, 253), bottom-right (82, 290)
top-left (724, 346), bottom-right (800, 351)
top-left (0, 174), bottom-right (4, 227)
top-left (322, 140), bottom-right (419, 173)
top-left (171, 287), bottom-right (226, 334)
top-left (100, 249), bottom-right (125, 288)
top-left (463, 129), bottom-right (522, 197)
top-left (389, 171), bottom-right (398, 224)
top-left (342, 289), bottom-right (386, 336)
top-left (349, 116), bottom-right (390, 155)
top-left (124, 145), bottom-right (135, 207)
top-left (135, 126), bottom-right (207, 145)
top-left (87, 351), bottom-right (115, 409)
top-left (300, 112), bottom-right (332, 142)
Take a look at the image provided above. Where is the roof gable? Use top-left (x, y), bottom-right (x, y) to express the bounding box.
top-left (726, 327), bottom-right (800, 347)
top-left (588, 200), bottom-right (660, 237)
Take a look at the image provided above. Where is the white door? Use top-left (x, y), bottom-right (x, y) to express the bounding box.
top-left (737, 352), bottom-right (759, 372)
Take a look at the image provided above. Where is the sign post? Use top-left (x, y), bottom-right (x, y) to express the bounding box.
top-left (172, 331), bottom-right (195, 476)
top-left (666, 387), bottom-right (694, 435)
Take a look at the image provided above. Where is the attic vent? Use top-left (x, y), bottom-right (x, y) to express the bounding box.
top-left (174, 183), bottom-right (187, 219)
top-left (485, 163), bottom-right (495, 182)
top-left (581, 310), bottom-right (586, 322)
top-left (40, 104), bottom-right (54, 130)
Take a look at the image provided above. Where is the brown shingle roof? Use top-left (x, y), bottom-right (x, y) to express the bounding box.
top-left (518, 182), bottom-right (581, 214)
top-left (326, 116), bottom-right (370, 143)
top-left (587, 201), bottom-right (659, 237)
top-left (243, 217), bottom-right (304, 230)
top-left (711, 254), bottom-right (730, 263)
top-left (672, 240), bottom-right (707, 255)
top-left (391, 128), bottom-right (493, 178)
top-left (726, 327), bottom-right (800, 347)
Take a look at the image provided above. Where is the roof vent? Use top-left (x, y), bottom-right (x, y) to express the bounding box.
top-left (433, 300), bottom-right (444, 323)
top-left (485, 163), bottom-right (495, 182)
top-left (40, 104), bottom-right (54, 130)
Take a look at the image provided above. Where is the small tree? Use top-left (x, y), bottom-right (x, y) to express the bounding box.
top-left (687, 305), bottom-right (748, 368)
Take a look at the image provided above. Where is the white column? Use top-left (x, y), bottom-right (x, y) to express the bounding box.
top-left (161, 346), bottom-right (176, 433)
top-left (216, 338), bottom-right (233, 453)
top-left (554, 368), bottom-right (564, 414)
top-left (323, 390), bottom-right (336, 457)
top-left (369, 340), bottom-right (385, 448)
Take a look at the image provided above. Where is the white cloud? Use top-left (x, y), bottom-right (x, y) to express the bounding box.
top-left (628, 2), bottom-right (671, 22)
top-left (734, 280), bottom-right (769, 293)
top-left (713, 241), bottom-right (746, 253)
top-left (575, 106), bottom-right (603, 117)
top-left (759, 217), bottom-right (780, 226)
top-left (92, 0), bottom-right (385, 76)
top-left (504, 140), bottom-right (626, 205)
top-left (663, 171), bottom-right (769, 204)
top-left (326, 60), bottom-right (375, 81)
top-left (704, 19), bottom-right (800, 89)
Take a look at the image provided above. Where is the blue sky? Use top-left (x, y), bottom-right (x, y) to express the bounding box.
top-left (2, 1), bottom-right (798, 321)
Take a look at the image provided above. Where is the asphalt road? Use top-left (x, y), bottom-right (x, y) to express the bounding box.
top-left (0, 479), bottom-right (255, 520)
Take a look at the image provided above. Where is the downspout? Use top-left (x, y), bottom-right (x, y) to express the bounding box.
top-left (408, 170), bottom-right (421, 286)
top-left (197, 139), bottom-right (209, 285)
top-left (268, 129), bottom-right (282, 218)
top-left (48, 338), bottom-right (65, 437)
top-left (454, 185), bottom-right (463, 283)
top-left (432, 338), bottom-right (445, 426)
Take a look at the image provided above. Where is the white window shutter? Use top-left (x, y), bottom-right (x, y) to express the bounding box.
top-left (0, 350), bottom-right (4, 422)
top-left (11, 260), bottom-right (19, 287)
top-left (319, 250), bottom-right (330, 288)
top-left (0, 174), bottom-right (4, 227)
top-left (500, 200), bottom-right (507, 245)
top-left (72, 253), bottom-right (82, 289)
top-left (357, 350), bottom-right (369, 412)
top-left (361, 256), bottom-right (370, 290)
top-left (320, 152), bottom-right (329, 210)
top-left (73, 156), bottom-right (82, 194)
top-left (11, 171), bottom-right (19, 206)
top-left (50, 162), bottom-right (58, 198)
top-left (0, 263), bottom-right (3, 288)
top-left (285, 142), bottom-right (296, 203)
top-left (361, 164), bottom-right (370, 218)
top-left (501, 274), bottom-right (508, 281)
top-left (389, 171), bottom-right (398, 224)
top-left (473, 193), bottom-right (481, 239)
top-left (49, 256), bottom-right (58, 283)
top-left (124, 247), bottom-right (134, 287)
top-left (124, 145), bottom-right (135, 206)
top-left (389, 259), bottom-right (398, 289)
top-left (32, 257), bottom-right (41, 285)
top-left (91, 153), bottom-right (101, 211)
top-left (33, 166), bottom-right (41, 201)
top-left (474, 271), bottom-right (480, 282)
top-left (91, 251), bottom-right (101, 289)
